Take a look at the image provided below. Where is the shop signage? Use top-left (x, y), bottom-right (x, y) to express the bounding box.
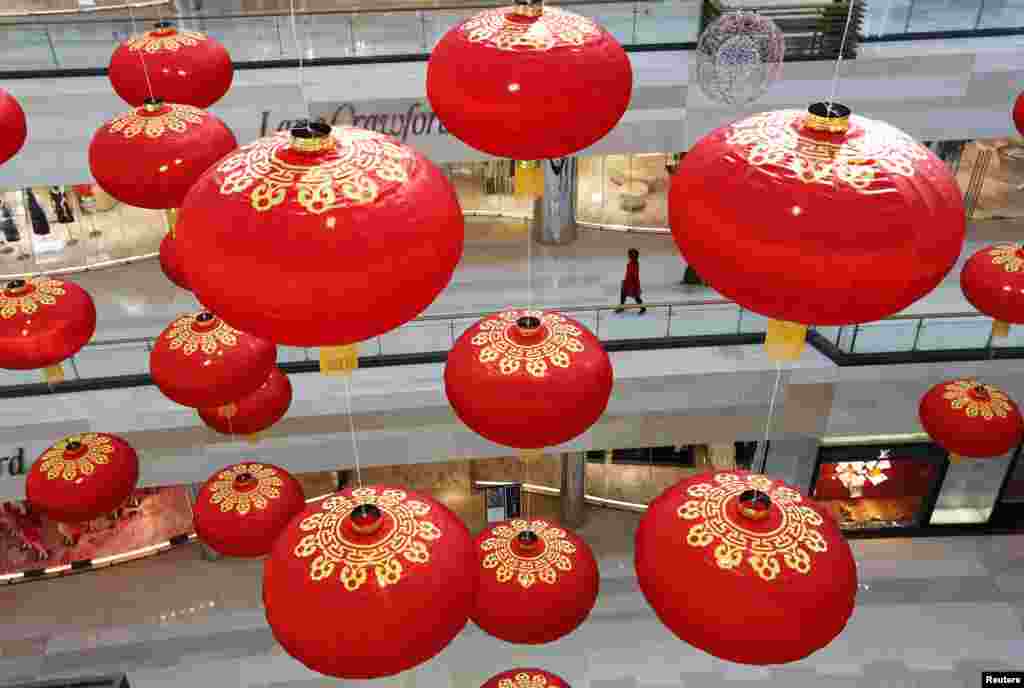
top-left (264, 100), bottom-right (452, 143)
top-left (0, 448), bottom-right (25, 477)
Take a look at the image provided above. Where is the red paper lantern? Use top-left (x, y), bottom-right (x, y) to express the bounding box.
top-left (159, 231), bottom-right (190, 291)
top-left (193, 461), bottom-right (305, 557)
top-left (263, 485), bottom-right (477, 678)
top-left (0, 88), bottom-right (26, 166)
top-left (108, 21), bottom-right (233, 109)
top-left (919, 379), bottom-right (1024, 461)
top-left (445, 309), bottom-right (613, 449)
top-left (482, 669), bottom-right (571, 688)
top-left (88, 99), bottom-right (236, 210)
top-left (635, 470), bottom-right (857, 665)
top-left (1014, 92), bottom-right (1024, 137)
top-left (149, 311), bottom-right (277, 408)
top-left (177, 122), bottom-right (464, 358)
top-left (427, 2), bottom-right (631, 161)
top-left (26, 433), bottom-right (140, 523)
top-left (472, 518), bottom-right (598, 644)
top-left (961, 244), bottom-right (1024, 338)
top-left (669, 103), bottom-right (965, 361)
top-left (198, 366), bottom-right (292, 439)
top-left (0, 277), bottom-right (96, 383)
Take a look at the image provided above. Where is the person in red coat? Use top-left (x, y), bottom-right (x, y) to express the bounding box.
top-left (616, 248), bottom-right (646, 314)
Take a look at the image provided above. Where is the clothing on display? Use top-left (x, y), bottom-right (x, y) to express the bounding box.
top-left (50, 186), bottom-right (75, 224)
top-left (25, 189), bottom-right (51, 236)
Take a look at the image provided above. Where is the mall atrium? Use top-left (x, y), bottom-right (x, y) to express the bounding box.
top-left (0, 0), bottom-right (1022, 686)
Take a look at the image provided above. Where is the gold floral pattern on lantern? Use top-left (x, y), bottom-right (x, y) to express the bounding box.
top-left (676, 472), bottom-right (827, 582)
top-left (989, 244), bottom-right (1024, 273)
top-left (943, 379), bottom-right (1012, 419)
top-left (499, 673), bottom-right (557, 688)
top-left (480, 518), bottom-right (575, 588)
top-left (293, 487), bottom-right (442, 590)
top-left (107, 104), bottom-right (205, 139)
top-left (472, 310), bottom-right (584, 378)
top-left (216, 127), bottom-right (413, 214)
top-left (164, 314), bottom-right (239, 355)
top-left (208, 463), bottom-right (283, 515)
top-left (0, 277), bottom-right (64, 319)
top-left (725, 109), bottom-right (930, 192)
top-left (126, 29), bottom-right (206, 53)
top-left (462, 7), bottom-right (599, 51)
top-left (38, 434), bottom-right (114, 482)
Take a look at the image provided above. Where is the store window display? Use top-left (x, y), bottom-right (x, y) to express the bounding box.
top-left (575, 153), bottom-right (673, 229)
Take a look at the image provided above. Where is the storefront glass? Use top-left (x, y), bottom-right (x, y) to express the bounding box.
top-left (929, 451), bottom-right (1014, 525)
top-left (953, 137), bottom-right (1024, 221)
top-left (440, 161), bottom-right (532, 220)
top-left (575, 153), bottom-right (673, 230)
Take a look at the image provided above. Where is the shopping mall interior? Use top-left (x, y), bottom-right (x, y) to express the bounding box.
top-left (0, 0), bottom-right (1023, 687)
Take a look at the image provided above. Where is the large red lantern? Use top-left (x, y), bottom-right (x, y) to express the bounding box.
top-left (635, 470), bottom-right (857, 665)
top-left (669, 103), bottom-right (965, 361)
top-left (483, 670), bottom-right (571, 688)
top-left (159, 231), bottom-right (190, 291)
top-left (1014, 92), bottom-right (1024, 137)
top-left (0, 277), bottom-right (96, 383)
top-left (472, 518), bottom-right (598, 644)
top-left (193, 461), bottom-right (305, 558)
top-left (445, 309), bottom-right (613, 450)
top-left (108, 21), bottom-right (233, 109)
top-left (88, 99), bottom-right (236, 210)
top-left (263, 485), bottom-right (477, 678)
top-left (427, 1), bottom-right (631, 161)
top-left (961, 244), bottom-right (1024, 338)
top-left (149, 311), bottom-right (277, 409)
top-left (26, 433), bottom-right (140, 523)
top-left (0, 88), bottom-right (26, 166)
top-left (177, 121), bottom-right (464, 374)
top-left (198, 366), bottom-right (292, 441)
top-left (919, 379), bottom-right (1024, 462)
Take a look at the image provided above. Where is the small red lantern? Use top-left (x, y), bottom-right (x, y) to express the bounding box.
top-left (149, 311), bottom-right (277, 409)
top-left (88, 98), bottom-right (236, 210)
top-left (445, 309), bottom-right (613, 450)
top-left (919, 379), bottom-right (1024, 463)
top-left (159, 231), bottom-right (190, 291)
top-left (193, 462), bottom-right (305, 558)
top-left (482, 669), bottom-right (571, 688)
top-left (670, 102), bottom-right (965, 361)
top-left (0, 88), bottom-right (27, 166)
top-left (177, 121), bottom-right (464, 374)
top-left (263, 485), bottom-right (477, 678)
top-left (427, 1), bottom-right (632, 161)
top-left (0, 277), bottom-right (96, 383)
top-left (961, 244), bottom-right (1024, 338)
top-left (635, 470), bottom-right (857, 665)
top-left (198, 366), bottom-right (292, 441)
top-left (472, 518), bottom-right (598, 644)
top-left (26, 433), bottom-right (140, 523)
top-left (108, 21), bottom-right (233, 109)
top-left (1014, 92), bottom-right (1024, 137)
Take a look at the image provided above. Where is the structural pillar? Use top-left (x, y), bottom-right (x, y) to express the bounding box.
top-left (559, 451), bottom-right (586, 528)
top-left (186, 483), bottom-right (222, 561)
top-left (532, 157), bottom-right (578, 246)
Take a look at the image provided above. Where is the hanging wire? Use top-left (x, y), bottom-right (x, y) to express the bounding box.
top-left (342, 375), bottom-right (364, 488)
top-left (756, 360), bottom-right (783, 474)
top-left (128, 5), bottom-right (157, 102)
top-left (824, 0), bottom-right (859, 115)
top-left (289, 0), bottom-right (312, 121)
top-left (527, 220), bottom-right (533, 312)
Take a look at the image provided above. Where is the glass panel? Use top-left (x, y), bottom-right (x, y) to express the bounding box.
top-left (0, 24), bottom-right (56, 70)
top-left (999, 455), bottom-right (1024, 504)
top-left (447, 161), bottom-right (530, 219)
top-left (994, 323), bottom-right (1024, 348)
top-left (0, 368), bottom-right (48, 386)
top-left (814, 326), bottom-right (841, 346)
top-left (204, 16), bottom-right (287, 62)
top-left (350, 12), bottom-right (429, 57)
top-left (930, 453), bottom-right (1012, 524)
top-left (915, 316), bottom-right (991, 350)
top-left (906, 0), bottom-right (983, 32)
top-left (276, 346), bottom-right (309, 364)
top-left (813, 454), bottom-right (939, 530)
top-left (423, 10), bottom-right (476, 51)
top-left (846, 319), bottom-right (918, 353)
top-left (634, 0), bottom-right (701, 44)
top-left (574, 155), bottom-right (607, 225)
top-left (377, 320), bottom-right (453, 356)
top-left (570, 3), bottom-right (638, 44)
top-left (669, 303), bottom-right (741, 336)
top-left (597, 306), bottom-right (668, 340)
top-left (737, 310), bottom-right (768, 334)
top-left (73, 342), bottom-right (150, 379)
top-left (978, 0), bottom-right (1024, 28)
top-left (863, 0), bottom-right (913, 36)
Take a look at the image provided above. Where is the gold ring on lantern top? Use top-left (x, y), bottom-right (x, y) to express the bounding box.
top-left (164, 312), bottom-right (239, 356)
top-left (481, 518), bottom-right (576, 588)
top-left (126, 25), bottom-right (207, 53)
top-left (39, 434), bottom-right (115, 482)
top-left (107, 99), bottom-right (206, 139)
top-left (472, 310), bottom-right (585, 378)
top-left (989, 244), bottom-right (1024, 273)
top-left (675, 473), bottom-right (828, 582)
top-left (724, 103), bottom-right (931, 192)
top-left (0, 277), bottom-right (64, 318)
top-left (292, 487), bottom-right (443, 590)
top-left (215, 125), bottom-right (415, 214)
top-left (462, 5), bottom-right (600, 52)
top-left (500, 674), bottom-right (559, 688)
top-left (208, 463), bottom-right (284, 515)
top-left (943, 379), bottom-right (1013, 419)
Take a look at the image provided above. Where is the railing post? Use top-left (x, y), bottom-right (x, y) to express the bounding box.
top-left (665, 304), bottom-right (672, 338)
top-left (449, 320), bottom-right (456, 348)
top-left (911, 318), bottom-right (924, 351)
top-left (632, 2), bottom-right (639, 43)
top-left (848, 324), bottom-right (860, 353)
top-left (595, 308), bottom-right (601, 339)
top-left (45, 26), bottom-right (60, 68)
top-left (736, 308), bottom-right (744, 335)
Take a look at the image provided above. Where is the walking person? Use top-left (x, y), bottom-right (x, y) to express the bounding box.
top-left (616, 248), bottom-right (646, 314)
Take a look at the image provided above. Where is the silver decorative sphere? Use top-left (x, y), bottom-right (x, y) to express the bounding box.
top-left (696, 11), bottom-right (785, 106)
